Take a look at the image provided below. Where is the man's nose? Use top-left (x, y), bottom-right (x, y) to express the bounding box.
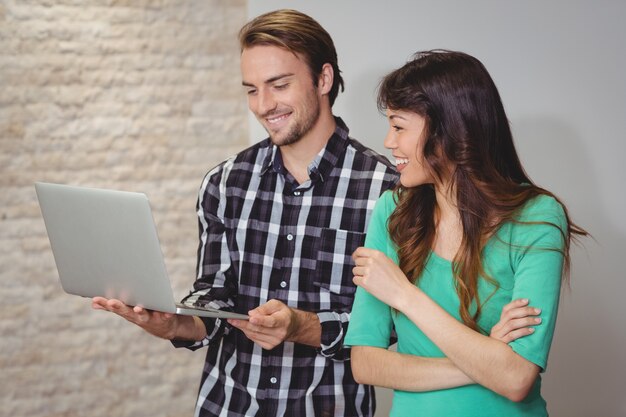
top-left (257, 89), bottom-right (277, 115)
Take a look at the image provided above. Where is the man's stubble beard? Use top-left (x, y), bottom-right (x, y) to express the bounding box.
top-left (267, 93), bottom-right (321, 147)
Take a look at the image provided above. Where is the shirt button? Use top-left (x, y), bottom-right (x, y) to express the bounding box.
top-left (270, 376), bottom-right (277, 384)
top-left (286, 234), bottom-right (294, 241)
top-left (280, 281), bottom-right (287, 288)
top-left (293, 191), bottom-right (301, 196)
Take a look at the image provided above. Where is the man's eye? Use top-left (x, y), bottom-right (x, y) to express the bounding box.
top-left (246, 89), bottom-right (257, 96)
top-left (274, 84), bottom-right (288, 90)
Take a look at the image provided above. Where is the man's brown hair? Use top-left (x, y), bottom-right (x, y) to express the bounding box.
top-left (239, 9), bottom-right (345, 106)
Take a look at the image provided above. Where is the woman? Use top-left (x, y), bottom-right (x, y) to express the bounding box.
top-left (344, 50), bottom-right (586, 416)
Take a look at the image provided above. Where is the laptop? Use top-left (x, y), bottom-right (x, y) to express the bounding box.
top-left (35, 182), bottom-right (248, 320)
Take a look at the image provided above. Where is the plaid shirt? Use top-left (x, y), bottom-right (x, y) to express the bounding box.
top-left (174, 118), bottom-right (398, 417)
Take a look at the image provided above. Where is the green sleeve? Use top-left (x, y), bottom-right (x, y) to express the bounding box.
top-left (345, 192), bottom-right (396, 348)
top-left (508, 195), bottom-right (568, 370)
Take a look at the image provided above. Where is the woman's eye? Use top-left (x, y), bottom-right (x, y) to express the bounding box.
top-left (392, 125), bottom-right (403, 132)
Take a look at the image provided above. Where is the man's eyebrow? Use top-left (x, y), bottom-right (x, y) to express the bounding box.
top-left (242, 73), bottom-right (294, 87)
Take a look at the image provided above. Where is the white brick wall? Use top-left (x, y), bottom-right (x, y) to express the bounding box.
top-left (0, 1), bottom-right (248, 415)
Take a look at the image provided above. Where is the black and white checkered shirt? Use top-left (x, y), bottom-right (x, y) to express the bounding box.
top-left (174, 118), bottom-right (398, 417)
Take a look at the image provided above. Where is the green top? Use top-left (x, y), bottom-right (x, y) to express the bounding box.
top-left (345, 191), bottom-right (567, 417)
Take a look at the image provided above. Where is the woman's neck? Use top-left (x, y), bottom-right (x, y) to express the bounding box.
top-left (432, 182), bottom-right (463, 261)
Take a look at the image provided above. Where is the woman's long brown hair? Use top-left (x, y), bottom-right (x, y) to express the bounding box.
top-left (379, 51), bottom-right (587, 332)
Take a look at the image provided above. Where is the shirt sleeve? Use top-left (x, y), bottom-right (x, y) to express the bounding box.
top-left (345, 192), bottom-right (396, 348)
top-left (508, 195), bottom-right (568, 370)
top-left (316, 310), bottom-right (350, 359)
top-left (172, 165), bottom-right (238, 351)
top-left (315, 228), bottom-right (369, 360)
top-left (316, 170), bottom-right (398, 359)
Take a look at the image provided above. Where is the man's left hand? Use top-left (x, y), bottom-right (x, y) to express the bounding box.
top-left (228, 299), bottom-right (298, 350)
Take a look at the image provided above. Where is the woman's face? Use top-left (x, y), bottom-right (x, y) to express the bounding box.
top-left (384, 109), bottom-right (434, 188)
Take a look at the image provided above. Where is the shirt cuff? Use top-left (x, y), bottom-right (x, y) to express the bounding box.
top-left (316, 311), bottom-right (349, 359)
top-left (170, 317), bottom-right (224, 351)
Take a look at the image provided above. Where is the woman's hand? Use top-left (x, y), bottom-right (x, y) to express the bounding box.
top-left (352, 247), bottom-right (414, 310)
top-left (490, 298), bottom-right (542, 343)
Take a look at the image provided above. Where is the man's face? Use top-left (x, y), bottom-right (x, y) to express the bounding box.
top-left (241, 45), bottom-right (322, 146)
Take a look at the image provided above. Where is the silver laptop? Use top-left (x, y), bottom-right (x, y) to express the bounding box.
top-left (35, 182), bottom-right (248, 320)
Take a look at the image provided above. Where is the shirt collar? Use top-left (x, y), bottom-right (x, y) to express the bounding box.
top-left (259, 116), bottom-right (350, 182)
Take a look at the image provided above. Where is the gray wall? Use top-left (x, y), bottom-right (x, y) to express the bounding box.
top-left (247, 2), bottom-right (626, 416)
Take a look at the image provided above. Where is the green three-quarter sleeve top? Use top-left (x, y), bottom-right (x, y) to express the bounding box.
top-left (345, 191), bottom-right (567, 417)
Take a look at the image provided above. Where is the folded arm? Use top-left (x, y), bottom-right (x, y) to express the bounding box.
top-left (352, 240), bottom-right (563, 402)
top-left (351, 346), bottom-right (473, 390)
top-left (397, 289), bottom-right (540, 401)
top-left (350, 298), bottom-right (541, 392)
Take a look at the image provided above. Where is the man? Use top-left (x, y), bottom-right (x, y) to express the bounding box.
top-left (94, 9), bottom-right (398, 417)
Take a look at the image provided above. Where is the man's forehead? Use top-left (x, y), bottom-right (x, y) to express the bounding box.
top-left (240, 45), bottom-right (307, 84)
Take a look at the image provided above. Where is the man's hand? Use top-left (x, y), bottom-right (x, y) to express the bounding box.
top-left (92, 297), bottom-right (206, 341)
top-left (228, 299), bottom-right (321, 350)
top-left (490, 298), bottom-right (542, 343)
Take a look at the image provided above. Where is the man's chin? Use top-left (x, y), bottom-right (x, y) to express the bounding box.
top-left (272, 136), bottom-right (302, 147)
top-left (262, 125), bottom-right (283, 143)
top-left (268, 130), bottom-right (302, 147)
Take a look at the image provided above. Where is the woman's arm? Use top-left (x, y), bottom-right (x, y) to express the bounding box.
top-left (398, 287), bottom-right (539, 401)
top-left (350, 298), bottom-right (542, 392)
top-left (351, 346), bottom-right (473, 390)
top-left (352, 246), bottom-right (559, 401)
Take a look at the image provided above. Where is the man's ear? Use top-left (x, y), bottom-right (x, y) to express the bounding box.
top-left (317, 63), bottom-right (334, 96)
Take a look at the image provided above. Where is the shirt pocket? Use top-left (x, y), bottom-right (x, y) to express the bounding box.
top-left (312, 228), bottom-right (365, 309)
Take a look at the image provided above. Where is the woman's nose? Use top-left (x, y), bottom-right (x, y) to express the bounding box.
top-left (383, 130), bottom-right (396, 149)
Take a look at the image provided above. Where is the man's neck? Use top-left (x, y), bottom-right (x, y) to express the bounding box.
top-left (280, 111), bottom-right (336, 184)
